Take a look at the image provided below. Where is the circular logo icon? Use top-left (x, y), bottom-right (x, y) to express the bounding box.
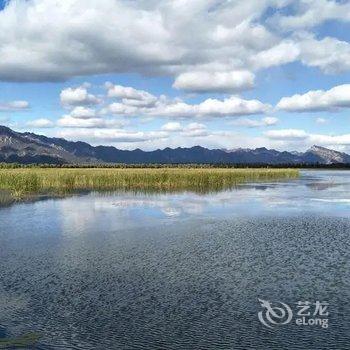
top-left (258, 298), bottom-right (293, 328)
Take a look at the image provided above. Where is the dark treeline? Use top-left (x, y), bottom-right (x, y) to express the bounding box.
top-left (1, 162), bottom-right (350, 169)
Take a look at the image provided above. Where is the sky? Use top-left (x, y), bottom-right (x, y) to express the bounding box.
top-left (1, 0), bottom-right (350, 151)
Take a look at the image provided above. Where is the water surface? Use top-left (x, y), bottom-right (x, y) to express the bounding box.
top-left (0, 170), bottom-right (350, 349)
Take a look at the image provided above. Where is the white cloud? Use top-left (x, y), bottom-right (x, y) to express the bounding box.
top-left (251, 41), bottom-right (300, 69)
top-left (161, 122), bottom-right (182, 132)
top-left (152, 96), bottom-right (271, 118)
top-left (53, 125), bottom-right (267, 151)
top-left (103, 83), bottom-right (162, 115)
top-left (57, 115), bottom-right (122, 129)
top-left (231, 116), bottom-right (279, 128)
top-left (173, 70), bottom-right (255, 93)
top-left (57, 129), bottom-right (169, 143)
top-left (159, 121), bottom-right (209, 137)
top-left (106, 83), bottom-right (157, 107)
top-left (196, 96), bottom-right (271, 117)
top-left (265, 129), bottom-right (309, 140)
top-left (48, 112), bottom-right (350, 152)
top-left (264, 128), bottom-right (350, 149)
top-left (151, 121), bottom-right (208, 137)
top-left (0, 0), bottom-right (337, 89)
top-left (186, 123), bottom-right (207, 131)
top-left (0, 0), bottom-right (349, 90)
top-left (250, 32), bottom-right (350, 75)
top-left (212, 20), bottom-right (278, 50)
top-left (56, 99), bottom-right (124, 128)
top-left (60, 86), bottom-right (100, 106)
top-left (0, 100), bottom-right (29, 111)
top-left (70, 106), bottom-right (97, 119)
top-left (52, 124), bottom-right (350, 152)
top-left (298, 34), bottom-right (350, 74)
top-left (103, 103), bottom-right (138, 116)
top-left (308, 133), bottom-right (350, 146)
top-left (27, 118), bottom-right (54, 128)
top-left (103, 84), bottom-right (271, 119)
top-left (316, 117), bottom-right (328, 124)
top-left (273, 0), bottom-right (350, 30)
top-left (0, 0), bottom-right (179, 81)
top-left (277, 84), bottom-right (350, 112)
top-left (182, 123), bottom-right (208, 137)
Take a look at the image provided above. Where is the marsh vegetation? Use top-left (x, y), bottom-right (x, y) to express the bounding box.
top-left (0, 333), bottom-right (40, 349)
top-left (0, 167), bottom-right (299, 198)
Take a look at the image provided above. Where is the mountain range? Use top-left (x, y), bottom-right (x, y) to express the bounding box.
top-left (1, 125), bottom-right (350, 165)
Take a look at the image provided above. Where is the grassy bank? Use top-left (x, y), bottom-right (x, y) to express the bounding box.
top-left (0, 168), bottom-right (299, 197)
top-left (0, 333), bottom-right (40, 349)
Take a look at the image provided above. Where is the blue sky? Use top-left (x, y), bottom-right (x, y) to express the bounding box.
top-left (1, 0), bottom-right (350, 151)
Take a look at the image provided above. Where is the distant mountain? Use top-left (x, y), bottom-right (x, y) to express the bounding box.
top-left (0, 125), bottom-right (97, 164)
top-left (1, 125), bottom-right (350, 165)
top-left (303, 145), bottom-right (350, 164)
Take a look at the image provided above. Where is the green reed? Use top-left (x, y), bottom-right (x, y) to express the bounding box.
top-left (0, 167), bottom-right (299, 197)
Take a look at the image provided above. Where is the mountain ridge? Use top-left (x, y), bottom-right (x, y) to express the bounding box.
top-left (1, 125), bottom-right (350, 165)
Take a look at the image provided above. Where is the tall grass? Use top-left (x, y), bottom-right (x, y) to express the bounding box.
top-left (0, 167), bottom-right (299, 197)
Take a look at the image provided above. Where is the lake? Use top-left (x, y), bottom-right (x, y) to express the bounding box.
top-left (0, 170), bottom-right (349, 349)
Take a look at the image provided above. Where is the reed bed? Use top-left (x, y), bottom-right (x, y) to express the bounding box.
top-left (0, 167), bottom-right (299, 197)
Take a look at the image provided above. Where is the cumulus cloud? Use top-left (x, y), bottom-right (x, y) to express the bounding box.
top-left (50, 124), bottom-right (350, 152)
top-left (103, 103), bottom-right (138, 116)
top-left (276, 84), bottom-right (350, 112)
top-left (70, 106), bottom-right (97, 119)
top-left (148, 96), bottom-right (270, 118)
top-left (103, 83), bottom-right (271, 118)
top-left (251, 32), bottom-right (350, 74)
top-left (106, 83), bottom-right (157, 107)
top-left (160, 121), bottom-right (209, 137)
top-left (0, 100), bottom-right (29, 111)
top-left (182, 123), bottom-right (208, 137)
top-left (231, 116), bottom-right (279, 128)
top-left (316, 117), bottom-right (328, 124)
top-left (264, 128), bottom-right (350, 149)
top-left (265, 128), bottom-right (350, 150)
top-left (173, 70), bottom-right (255, 93)
top-left (212, 20), bottom-right (278, 49)
top-left (57, 129), bottom-right (169, 143)
top-left (161, 122), bottom-right (182, 132)
top-left (2, 0), bottom-right (347, 90)
top-left (273, 0), bottom-right (350, 30)
top-left (60, 86), bottom-right (100, 106)
top-left (265, 129), bottom-right (309, 140)
top-left (308, 133), bottom-right (350, 146)
top-left (53, 124), bottom-right (268, 151)
top-left (195, 96), bottom-right (271, 117)
top-left (0, 0), bottom-right (276, 84)
top-left (27, 118), bottom-right (54, 128)
top-left (0, 0), bottom-right (179, 81)
top-left (57, 115), bottom-right (123, 129)
top-left (57, 101), bottom-right (123, 128)
top-left (251, 41), bottom-right (300, 69)
top-left (186, 123), bottom-right (207, 131)
top-left (298, 34), bottom-right (350, 74)
top-left (152, 96), bottom-right (271, 118)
